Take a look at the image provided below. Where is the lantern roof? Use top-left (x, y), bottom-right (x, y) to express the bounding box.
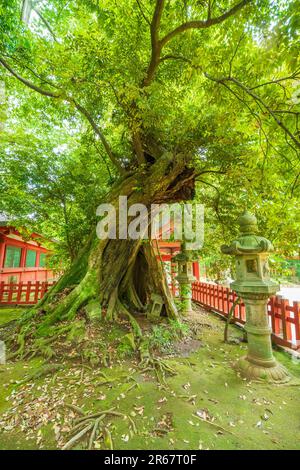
top-left (221, 211), bottom-right (274, 256)
top-left (172, 242), bottom-right (198, 262)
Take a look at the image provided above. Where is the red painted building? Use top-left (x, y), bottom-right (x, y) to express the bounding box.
top-left (153, 218), bottom-right (205, 283)
top-left (0, 223), bottom-right (57, 283)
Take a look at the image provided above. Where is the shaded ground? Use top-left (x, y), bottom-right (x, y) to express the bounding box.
top-left (0, 307), bottom-right (24, 326)
top-left (0, 305), bottom-right (300, 450)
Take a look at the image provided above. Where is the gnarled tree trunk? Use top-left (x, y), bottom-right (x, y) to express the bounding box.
top-left (17, 153), bottom-right (196, 346)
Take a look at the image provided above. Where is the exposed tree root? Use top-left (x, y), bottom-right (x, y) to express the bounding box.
top-left (193, 413), bottom-right (237, 437)
top-left (140, 355), bottom-right (177, 387)
top-left (63, 403), bottom-right (86, 416)
top-left (62, 407), bottom-right (137, 450)
top-left (13, 363), bottom-right (63, 385)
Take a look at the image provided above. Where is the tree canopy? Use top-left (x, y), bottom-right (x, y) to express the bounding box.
top-left (1, 0), bottom-right (300, 266)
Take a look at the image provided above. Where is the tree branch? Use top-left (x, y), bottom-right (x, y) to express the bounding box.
top-left (142, 0), bottom-right (165, 87)
top-left (228, 33), bottom-right (245, 76)
top-left (142, 0), bottom-right (250, 88)
top-left (160, 54), bottom-right (192, 64)
top-left (135, 0), bottom-right (151, 25)
top-left (249, 70), bottom-right (300, 90)
top-left (130, 0), bottom-right (166, 164)
top-left (0, 57), bottom-right (123, 172)
top-left (160, 0), bottom-right (251, 47)
top-left (71, 100), bottom-right (124, 173)
top-left (93, 141), bottom-right (113, 183)
top-left (0, 57), bottom-right (61, 98)
top-left (21, 0), bottom-right (32, 23)
top-left (33, 7), bottom-right (59, 42)
top-left (205, 72), bottom-right (300, 151)
top-left (2, 53), bottom-right (59, 89)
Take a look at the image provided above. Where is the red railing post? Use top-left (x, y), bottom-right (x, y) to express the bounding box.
top-left (214, 285), bottom-right (218, 309)
top-left (41, 281), bottom-right (47, 299)
top-left (285, 303), bottom-right (293, 343)
top-left (222, 286), bottom-right (226, 314)
top-left (34, 281), bottom-right (40, 303)
top-left (226, 288), bottom-right (230, 317)
top-left (280, 298), bottom-right (289, 342)
top-left (217, 285), bottom-right (221, 312)
top-left (241, 300), bottom-right (246, 323)
top-left (25, 281), bottom-right (32, 303)
top-left (0, 281), bottom-right (4, 303)
top-left (294, 302), bottom-right (300, 349)
top-left (269, 296), bottom-right (278, 334)
top-left (17, 281), bottom-right (23, 303)
top-left (0, 280), bottom-right (56, 305)
top-left (7, 282), bottom-right (14, 302)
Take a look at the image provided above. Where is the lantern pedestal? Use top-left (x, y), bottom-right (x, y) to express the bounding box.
top-left (172, 246), bottom-right (196, 316)
top-left (234, 292), bottom-right (290, 383)
top-left (177, 281), bottom-right (194, 316)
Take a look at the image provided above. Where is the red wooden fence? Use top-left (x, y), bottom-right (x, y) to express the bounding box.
top-left (192, 281), bottom-right (300, 351)
top-left (0, 281), bottom-right (55, 305)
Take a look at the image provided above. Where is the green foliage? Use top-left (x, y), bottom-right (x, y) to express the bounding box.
top-left (117, 332), bottom-right (137, 358)
top-left (0, 0), bottom-right (299, 275)
top-left (148, 319), bottom-right (190, 353)
top-left (269, 253), bottom-right (299, 282)
top-left (66, 320), bottom-right (86, 344)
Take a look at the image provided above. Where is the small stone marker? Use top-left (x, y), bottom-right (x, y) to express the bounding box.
top-left (0, 341), bottom-right (6, 365)
top-left (147, 293), bottom-right (163, 320)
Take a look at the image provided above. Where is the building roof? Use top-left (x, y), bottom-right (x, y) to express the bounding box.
top-left (0, 222), bottom-right (58, 244)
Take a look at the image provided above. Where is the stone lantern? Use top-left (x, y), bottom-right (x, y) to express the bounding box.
top-left (173, 243), bottom-right (196, 315)
top-left (221, 211), bottom-right (290, 383)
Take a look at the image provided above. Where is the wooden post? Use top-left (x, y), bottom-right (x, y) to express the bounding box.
top-left (285, 304), bottom-right (293, 343)
top-left (0, 242), bottom-right (5, 269)
top-left (41, 281), bottom-right (47, 299)
top-left (293, 302), bottom-right (300, 349)
top-left (26, 281), bottom-right (31, 303)
top-left (270, 296), bottom-right (277, 334)
top-left (34, 281), bottom-right (40, 303)
top-left (0, 281), bottom-right (4, 303)
top-left (227, 288), bottom-right (231, 317)
top-left (222, 286), bottom-right (226, 314)
top-left (193, 261), bottom-right (200, 281)
top-left (7, 282), bottom-right (14, 302)
top-left (17, 282), bottom-right (23, 303)
top-left (281, 298), bottom-right (289, 342)
top-left (235, 291), bottom-right (239, 321)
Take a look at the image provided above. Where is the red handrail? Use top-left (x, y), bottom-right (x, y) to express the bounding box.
top-left (0, 281), bottom-right (55, 305)
top-left (192, 281), bottom-right (300, 351)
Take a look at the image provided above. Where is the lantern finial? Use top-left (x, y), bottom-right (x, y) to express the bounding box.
top-left (237, 211), bottom-right (258, 235)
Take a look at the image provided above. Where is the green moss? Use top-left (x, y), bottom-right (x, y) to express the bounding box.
top-left (0, 307), bottom-right (27, 326)
top-left (148, 319), bottom-right (190, 353)
top-left (0, 310), bottom-right (300, 450)
top-left (85, 300), bottom-right (102, 322)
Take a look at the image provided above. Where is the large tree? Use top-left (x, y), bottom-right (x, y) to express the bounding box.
top-left (0, 0), bottom-right (299, 342)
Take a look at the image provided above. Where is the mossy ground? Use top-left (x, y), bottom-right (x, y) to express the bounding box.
top-left (0, 307), bottom-right (26, 326)
top-left (0, 305), bottom-right (300, 450)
